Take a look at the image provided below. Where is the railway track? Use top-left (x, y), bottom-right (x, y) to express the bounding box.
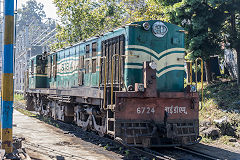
top-left (174, 147), bottom-right (219, 160)
top-left (24, 140), bottom-right (220, 160)
top-left (119, 143), bottom-right (220, 160)
top-left (24, 141), bottom-right (89, 160)
top-left (14, 102), bottom-right (220, 160)
top-left (115, 138), bottom-right (174, 160)
top-left (128, 147), bottom-right (174, 160)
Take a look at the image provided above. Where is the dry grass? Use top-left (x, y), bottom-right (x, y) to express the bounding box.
top-left (199, 80), bottom-right (240, 145)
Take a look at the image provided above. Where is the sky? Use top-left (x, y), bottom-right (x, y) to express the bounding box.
top-left (18, 0), bottom-right (58, 19)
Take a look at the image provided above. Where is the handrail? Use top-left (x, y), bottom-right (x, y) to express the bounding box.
top-left (195, 58), bottom-right (204, 110)
top-left (190, 61), bottom-right (193, 85)
top-left (118, 54), bottom-right (122, 91)
top-left (110, 54), bottom-right (139, 109)
top-left (185, 60), bottom-right (193, 85)
top-left (111, 54), bottom-right (120, 108)
top-left (98, 56), bottom-right (106, 88)
top-left (120, 54), bottom-right (138, 91)
top-left (99, 56), bottom-right (107, 110)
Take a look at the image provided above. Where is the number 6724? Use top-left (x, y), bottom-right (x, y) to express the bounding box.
top-left (137, 107), bottom-right (155, 114)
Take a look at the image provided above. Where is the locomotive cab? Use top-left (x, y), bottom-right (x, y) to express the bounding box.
top-left (28, 55), bottom-right (48, 89)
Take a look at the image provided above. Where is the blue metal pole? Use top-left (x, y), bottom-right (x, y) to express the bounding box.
top-left (1, 0), bottom-right (14, 154)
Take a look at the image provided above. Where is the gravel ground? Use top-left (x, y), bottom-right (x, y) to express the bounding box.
top-left (13, 105), bottom-right (240, 160)
top-left (13, 110), bottom-right (123, 160)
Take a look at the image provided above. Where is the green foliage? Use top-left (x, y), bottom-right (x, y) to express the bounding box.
top-left (174, 0), bottom-right (240, 61)
top-left (14, 94), bottom-right (26, 105)
top-left (163, 0), bottom-right (226, 60)
top-left (14, 94), bottom-right (24, 101)
top-left (202, 81), bottom-right (240, 110)
top-left (119, 146), bottom-right (122, 152)
top-left (125, 149), bottom-right (130, 156)
top-left (53, 0), bottom-right (125, 49)
top-left (155, 0), bottom-right (181, 6)
top-left (220, 1), bottom-right (240, 50)
top-left (15, 108), bottom-right (36, 117)
top-left (52, 0), bottom-right (169, 49)
top-left (104, 144), bottom-right (109, 150)
top-left (201, 136), bottom-right (213, 144)
top-left (122, 0), bottom-right (169, 23)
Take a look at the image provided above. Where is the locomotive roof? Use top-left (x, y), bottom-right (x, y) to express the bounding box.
top-left (47, 20), bottom-right (181, 56)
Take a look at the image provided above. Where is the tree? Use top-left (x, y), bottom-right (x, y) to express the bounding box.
top-left (17, 0), bottom-right (46, 32)
top-left (155, 0), bottom-right (226, 83)
top-left (219, 0), bottom-right (240, 84)
top-left (53, 0), bottom-right (170, 49)
top-left (16, 0), bottom-right (56, 55)
top-left (156, 0), bottom-right (240, 84)
top-left (122, 0), bottom-right (168, 23)
top-left (53, 0), bottom-right (125, 48)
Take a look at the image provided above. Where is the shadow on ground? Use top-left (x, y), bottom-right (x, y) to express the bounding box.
top-left (203, 80), bottom-right (240, 111)
top-left (34, 114), bottom-right (240, 160)
top-left (34, 115), bottom-right (139, 160)
top-left (185, 143), bottom-right (240, 159)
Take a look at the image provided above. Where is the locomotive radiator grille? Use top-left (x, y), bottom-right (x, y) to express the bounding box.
top-left (118, 122), bottom-right (154, 147)
top-left (167, 120), bottom-right (199, 145)
top-left (116, 120), bottom-right (199, 147)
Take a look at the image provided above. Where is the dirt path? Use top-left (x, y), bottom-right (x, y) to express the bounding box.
top-left (13, 110), bottom-right (122, 160)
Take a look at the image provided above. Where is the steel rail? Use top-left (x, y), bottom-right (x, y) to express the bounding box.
top-left (24, 141), bottom-right (89, 160)
top-left (130, 147), bottom-right (173, 160)
top-left (115, 138), bottom-right (173, 160)
top-left (175, 146), bottom-right (220, 160)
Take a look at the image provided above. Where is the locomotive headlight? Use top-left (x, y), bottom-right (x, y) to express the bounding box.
top-left (143, 22), bottom-right (150, 31)
top-left (149, 61), bottom-right (157, 70)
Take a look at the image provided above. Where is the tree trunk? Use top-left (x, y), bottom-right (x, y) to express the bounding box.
top-left (230, 12), bottom-right (240, 85)
top-left (236, 48), bottom-right (240, 85)
top-left (205, 59), bottom-right (212, 84)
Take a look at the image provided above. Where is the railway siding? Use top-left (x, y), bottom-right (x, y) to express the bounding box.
top-left (13, 109), bottom-right (123, 160)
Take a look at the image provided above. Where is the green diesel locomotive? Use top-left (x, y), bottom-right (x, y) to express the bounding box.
top-left (25, 20), bottom-right (200, 147)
